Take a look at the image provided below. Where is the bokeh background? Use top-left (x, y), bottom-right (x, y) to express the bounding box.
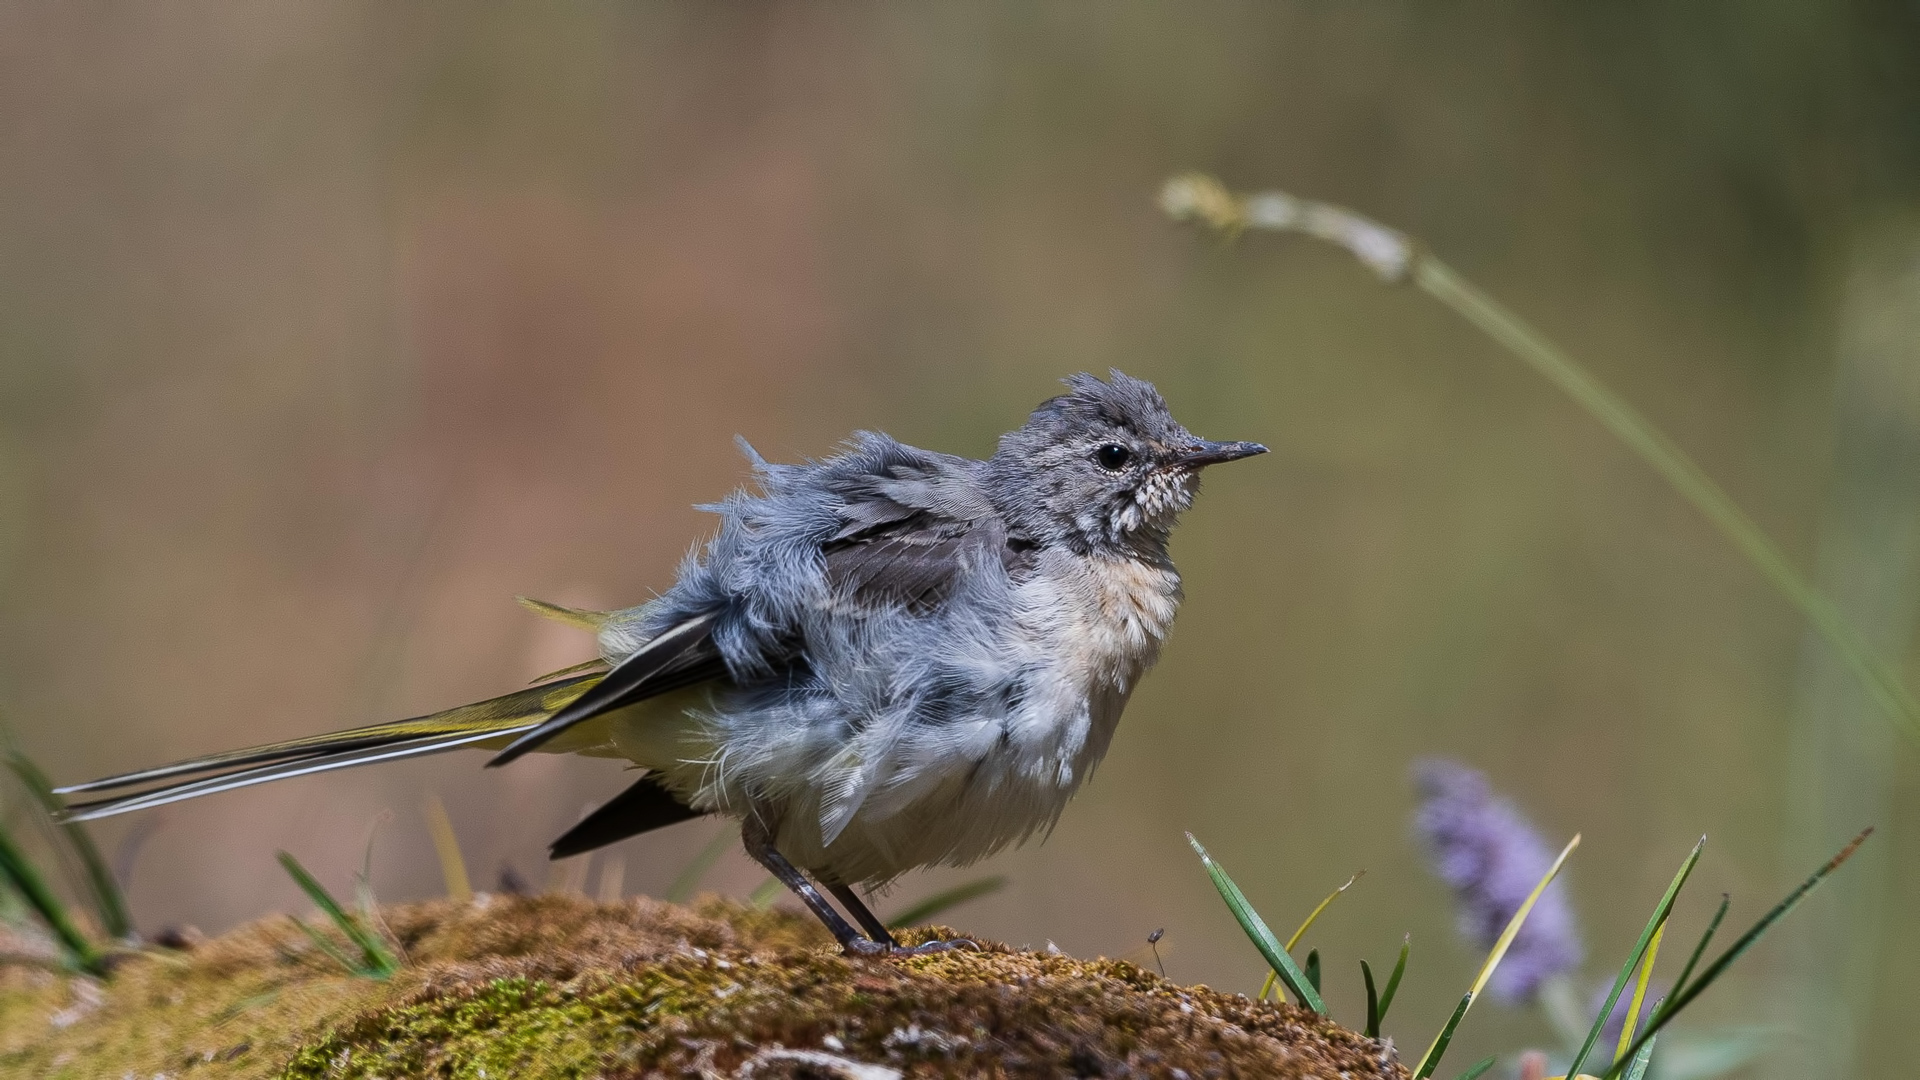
top-left (3, 3), bottom-right (1918, 1075)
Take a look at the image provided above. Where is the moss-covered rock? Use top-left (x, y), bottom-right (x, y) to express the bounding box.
top-left (0, 895), bottom-right (1406, 1078)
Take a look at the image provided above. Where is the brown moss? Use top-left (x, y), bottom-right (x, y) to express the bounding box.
top-left (0, 895), bottom-right (1407, 1079)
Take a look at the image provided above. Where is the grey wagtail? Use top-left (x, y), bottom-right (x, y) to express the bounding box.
top-left (61, 371), bottom-right (1266, 955)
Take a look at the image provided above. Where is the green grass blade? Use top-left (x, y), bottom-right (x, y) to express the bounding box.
top-left (1620, 1032), bottom-right (1658, 1080)
top-left (1379, 935), bottom-right (1409, 1023)
top-left (1614, 921), bottom-right (1666, 1064)
top-left (747, 874), bottom-right (783, 910)
top-left (1655, 893), bottom-right (1729, 1024)
top-left (1161, 174), bottom-right (1920, 746)
top-left (1414, 834), bottom-right (1579, 1080)
top-left (1362, 959), bottom-right (1381, 1037)
top-left (276, 851), bottom-right (397, 978)
top-left (1186, 832), bottom-right (1325, 1013)
top-left (286, 914), bottom-right (370, 977)
top-left (665, 822), bottom-right (738, 903)
top-left (886, 875), bottom-right (1006, 928)
top-left (0, 819), bottom-right (103, 974)
top-left (1305, 948), bottom-right (1321, 994)
top-left (1415, 994), bottom-right (1471, 1080)
top-left (1454, 1055), bottom-right (1496, 1080)
top-left (1603, 827), bottom-right (1873, 1078)
top-left (3, 751), bottom-right (133, 940)
top-left (1563, 836), bottom-right (1705, 1080)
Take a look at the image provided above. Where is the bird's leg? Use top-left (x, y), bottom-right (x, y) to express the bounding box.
top-left (739, 817), bottom-right (974, 957)
top-left (825, 883), bottom-right (897, 947)
top-left (740, 816), bottom-right (886, 955)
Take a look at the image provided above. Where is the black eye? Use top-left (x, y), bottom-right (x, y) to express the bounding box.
top-left (1094, 443), bottom-right (1133, 471)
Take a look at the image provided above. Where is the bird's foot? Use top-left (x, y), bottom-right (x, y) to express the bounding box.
top-left (894, 937), bottom-right (978, 956)
top-left (840, 936), bottom-right (980, 958)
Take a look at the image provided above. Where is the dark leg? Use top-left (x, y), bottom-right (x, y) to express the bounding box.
top-left (739, 817), bottom-right (975, 957)
top-left (740, 816), bottom-right (887, 955)
top-left (826, 883), bottom-right (897, 947)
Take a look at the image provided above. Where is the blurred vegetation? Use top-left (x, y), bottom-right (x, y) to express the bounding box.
top-left (1, 4), bottom-right (1917, 1075)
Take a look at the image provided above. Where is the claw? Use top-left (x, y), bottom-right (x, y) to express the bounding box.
top-left (896, 937), bottom-right (978, 956)
top-left (844, 937), bottom-right (980, 958)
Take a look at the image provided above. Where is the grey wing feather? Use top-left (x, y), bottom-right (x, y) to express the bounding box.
top-left (823, 450), bottom-right (1029, 612)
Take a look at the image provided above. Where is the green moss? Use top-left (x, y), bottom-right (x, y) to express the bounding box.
top-left (285, 977), bottom-right (610, 1079)
top-left (0, 896), bottom-right (1405, 1079)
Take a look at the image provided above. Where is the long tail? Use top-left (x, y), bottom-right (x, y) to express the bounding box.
top-left (56, 674), bottom-right (602, 822)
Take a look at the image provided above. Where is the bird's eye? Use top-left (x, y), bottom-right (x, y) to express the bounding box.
top-left (1094, 443), bottom-right (1133, 471)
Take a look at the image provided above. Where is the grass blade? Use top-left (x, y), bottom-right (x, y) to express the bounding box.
top-left (1412, 834), bottom-right (1579, 1079)
top-left (1379, 935), bottom-right (1409, 1023)
top-left (1160, 174), bottom-right (1920, 746)
top-left (1305, 948), bottom-right (1321, 994)
top-left (0, 818), bottom-right (103, 974)
top-left (1261, 870), bottom-right (1362, 1000)
top-left (747, 874), bottom-right (783, 910)
top-left (1415, 994), bottom-right (1471, 1080)
top-left (422, 794), bottom-right (472, 903)
top-left (1187, 832), bottom-right (1325, 1013)
top-left (1289, 872), bottom-right (1363, 952)
top-left (354, 812), bottom-right (388, 923)
top-left (2, 743), bottom-right (133, 940)
top-left (286, 914), bottom-right (370, 977)
top-left (887, 875), bottom-right (1006, 928)
top-left (276, 851), bottom-right (397, 979)
top-left (1563, 836), bottom-right (1705, 1080)
top-left (1454, 1056), bottom-right (1496, 1080)
top-left (1604, 827), bottom-right (1873, 1078)
top-left (1614, 922), bottom-right (1666, 1064)
top-left (1660, 893), bottom-right (1729, 1016)
top-left (1620, 1032), bottom-right (1658, 1080)
top-left (665, 822), bottom-right (738, 903)
top-left (1362, 959), bottom-right (1380, 1037)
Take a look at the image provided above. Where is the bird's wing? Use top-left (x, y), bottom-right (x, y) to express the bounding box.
top-left (822, 452), bottom-right (1034, 613)
top-left (487, 610), bottom-right (726, 766)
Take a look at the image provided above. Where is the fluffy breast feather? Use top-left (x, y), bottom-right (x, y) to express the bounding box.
top-left (594, 431), bottom-right (1187, 885)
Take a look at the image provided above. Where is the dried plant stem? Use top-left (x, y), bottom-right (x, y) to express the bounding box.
top-left (422, 794), bottom-right (472, 903)
top-left (1260, 870), bottom-right (1362, 1001)
top-left (1161, 174), bottom-right (1920, 746)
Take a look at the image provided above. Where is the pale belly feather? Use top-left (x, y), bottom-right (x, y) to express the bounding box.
top-left (607, 553), bottom-right (1183, 886)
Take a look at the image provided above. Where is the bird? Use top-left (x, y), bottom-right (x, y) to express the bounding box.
top-left (57, 371), bottom-right (1267, 955)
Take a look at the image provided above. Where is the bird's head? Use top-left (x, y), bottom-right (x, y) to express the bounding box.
top-left (986, 370), bottom-right (1267, 557)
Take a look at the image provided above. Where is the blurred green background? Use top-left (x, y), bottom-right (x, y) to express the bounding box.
top-left (2, 3), bottom-right (1918, 1075)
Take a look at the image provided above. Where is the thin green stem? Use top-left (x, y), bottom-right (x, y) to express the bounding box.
top-left (887, 875), bottom-right (1006, 928)
top-left (1412, 260), bottom-right (1920, 742)
top-left (3, 751), bottom-right (133, 940)
top-left (666, 822), bottom-right (738, 904)
top-left (0, 821), bottom-right (103, 974)
top-left (1161, 174), bottom-right (1920, 745)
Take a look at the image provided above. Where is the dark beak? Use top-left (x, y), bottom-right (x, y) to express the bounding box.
top-left (1173, 439), bottom-right (1269, 467)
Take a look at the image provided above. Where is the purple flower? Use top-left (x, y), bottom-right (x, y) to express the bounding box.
top-left (1413, 759), bottom-right (1582, 1002)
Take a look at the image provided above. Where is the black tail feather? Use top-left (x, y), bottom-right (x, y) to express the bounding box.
top-left (550, 774), bottom-right (705, 859)
top-left (491, 612), bottom-right (721, 768)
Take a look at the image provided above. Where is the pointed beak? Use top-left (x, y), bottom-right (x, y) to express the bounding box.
top-left (1172, 439), bottom-right (1269, 467)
